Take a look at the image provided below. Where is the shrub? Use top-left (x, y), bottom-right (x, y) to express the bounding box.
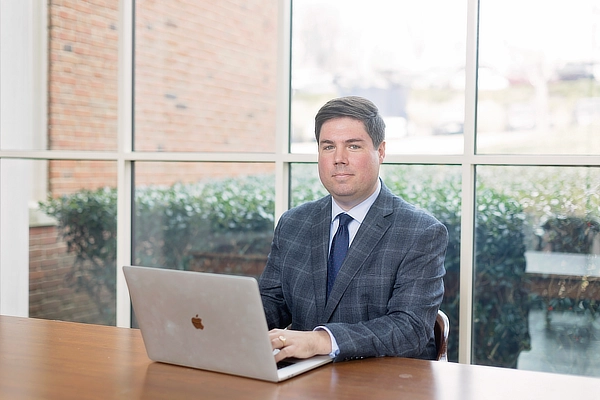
top-left (134, 176), bottom-right (276, 269)
top-left (39, 188), bottom-right (117, 324)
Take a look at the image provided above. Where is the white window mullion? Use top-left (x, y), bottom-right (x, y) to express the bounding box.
top-left (0, 0), bottom-right (36, 317)
top-left (275, 0), bottom-right (293, 222)
top-left (458, 0), bottom-right (480, 365)
top-left (116, 0), bottom-right (134, 328)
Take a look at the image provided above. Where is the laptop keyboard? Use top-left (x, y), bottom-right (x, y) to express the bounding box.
top-left (276, 360), bottom-right (295, 369)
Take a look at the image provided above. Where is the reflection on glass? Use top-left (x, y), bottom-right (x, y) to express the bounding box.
top-left (475, 166), bottom-right (600, 377)
top-left (133, 162), bottom-right (275, 278)
top-left (290, 163), bottom-right (462, 361)
top-left (134, 1), bottom-right (278, 152)
top-left (30, 160), bottom-right (117, 325)
top-left (48, 1), bottom-right (119, 151)
top-left (478, 0), bottom-right (600, 154)
top-left (291, 0), bottom-right (467, 155)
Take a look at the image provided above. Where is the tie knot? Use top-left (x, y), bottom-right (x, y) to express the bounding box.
top-left (337, 213), bottom-right (353, 227)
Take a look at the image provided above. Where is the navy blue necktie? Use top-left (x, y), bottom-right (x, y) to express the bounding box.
top-left (327, 213), bottom-right (353, 299)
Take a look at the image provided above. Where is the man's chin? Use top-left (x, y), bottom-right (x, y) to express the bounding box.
top-left (327, 176), bottom-right (354, 187)
top-left (330, 188), bottom-right (357, 202)
top-left (326, 181), bottom-right (351, 193)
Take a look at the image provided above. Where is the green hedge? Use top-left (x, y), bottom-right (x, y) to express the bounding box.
top-left (39, 172), bottom-right (540, 366)
top-left (39, 188), bottom-right (118, 321)
top-left (133, 176), bottom-right (275, 270)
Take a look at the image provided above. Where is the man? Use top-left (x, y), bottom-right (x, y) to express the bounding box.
top-left (259, 96), bottom-right (447, 363)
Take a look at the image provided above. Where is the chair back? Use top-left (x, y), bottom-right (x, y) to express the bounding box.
top-left (434, 310), bottom-right (449, 361)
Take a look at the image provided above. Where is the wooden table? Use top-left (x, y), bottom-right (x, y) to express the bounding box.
top-left (1, 315), bottom-right (599, 399)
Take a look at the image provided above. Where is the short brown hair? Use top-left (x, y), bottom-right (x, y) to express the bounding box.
top-left (314, 96), bottom-right (385, 147)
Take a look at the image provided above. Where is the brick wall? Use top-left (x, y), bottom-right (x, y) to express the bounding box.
top-left (48, 0), bottom-right (119, 154)
top-left (133, 0), bottom-right (278, 185)
top-left (47, 0), bottom-right (278, 191)
top-left (134, 0), bottom-right (278, 154)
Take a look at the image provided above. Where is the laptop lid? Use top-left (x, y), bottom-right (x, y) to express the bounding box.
top-left (123, 265), bottom-right (331, 382)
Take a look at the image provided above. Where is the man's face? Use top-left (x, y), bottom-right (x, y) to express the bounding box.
top-left (318, 117), bottom-right (385, 210)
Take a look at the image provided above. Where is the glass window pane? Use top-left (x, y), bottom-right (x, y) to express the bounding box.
top-left (47, 0), bottom-right (119, 151)
top-left (290, 163), bottom-right (462, 361)
top-left (133, 162), bottom-right (275, 278)
top-left (477, 1), bottom-right (600, 155)
top-left (31, 160), bottom-right (118, 325)
top-left (475, 166), bottom-right (600, 377)
top-left (291, 0), bottom-right (467, 155)
top-left (134, 1), bottom-right (279, 153)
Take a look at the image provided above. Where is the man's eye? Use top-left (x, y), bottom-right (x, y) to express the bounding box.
top-left (323, 145), bottom-right (334, 151)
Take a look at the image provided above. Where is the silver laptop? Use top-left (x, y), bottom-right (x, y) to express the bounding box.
top-left (123, 265), bottom-right (332, 382)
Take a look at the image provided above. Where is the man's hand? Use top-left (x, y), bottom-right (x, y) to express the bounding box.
top-left (268, 329), bottom-right (332, 363)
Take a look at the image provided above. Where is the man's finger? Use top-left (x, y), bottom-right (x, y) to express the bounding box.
top-left (274, 345), bottom-right (292, 363)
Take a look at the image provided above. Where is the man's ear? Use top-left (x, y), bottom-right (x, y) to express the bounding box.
top-left (378, 141), bottom-right (386, 163)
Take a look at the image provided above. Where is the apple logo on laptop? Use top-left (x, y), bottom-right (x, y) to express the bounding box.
top-left (191, 314), bottom-right (204, 330)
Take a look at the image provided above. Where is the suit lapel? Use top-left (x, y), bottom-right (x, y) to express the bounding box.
top-left (310, 198), bottom-right (332, 321)
top-left (323, 185), bottom-right (394, 321)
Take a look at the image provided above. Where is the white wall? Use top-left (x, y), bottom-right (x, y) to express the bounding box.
top-left (0, 0), bottom-right (37, 316)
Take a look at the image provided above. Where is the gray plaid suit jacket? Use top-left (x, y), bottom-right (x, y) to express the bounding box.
top-left (259, 182), bottom-right (448, 362)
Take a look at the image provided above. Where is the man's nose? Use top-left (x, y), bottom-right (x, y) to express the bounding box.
top-left (334, 148), bottom-right (347, 164)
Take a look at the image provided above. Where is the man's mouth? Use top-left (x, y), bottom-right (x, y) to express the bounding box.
top-left (332, 172), bottom-right (352, 178)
